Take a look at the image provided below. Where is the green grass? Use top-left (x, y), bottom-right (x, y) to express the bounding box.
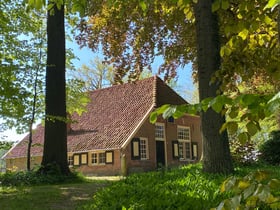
top-left (0, 164), bottom-right (279, 210)
top-left (0, 181), bottom-right (111, 210)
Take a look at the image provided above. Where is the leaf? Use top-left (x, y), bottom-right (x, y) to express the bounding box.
top-left (238, 180), bottom-right (250, 190)
top-left (238, 29), bottom-right (249, 40)
top-left (221, 177), bottom-right (237, 192)
top-left (221, 0), bottom-right (229, 10)
top-left (264, 0), bottom-right (280, 10)
top-left (228, 107), bottom-right (239, 119)
top-left (246, 121), bottom-right (259, 136)
top-left (212, 0), bottom-right (220, 12)
top-left (156, 104), bottom-right (170, 114)
top-left (139, 1), bottom-right (147, 12)
top-left (268, 179), bottom-right (280, 190)
top-left (162, 106), bottom-right (176, 119)
top-left (238, 132), bottom-right (249, 145)
top-left (149, 112), bottom-right (158, 124)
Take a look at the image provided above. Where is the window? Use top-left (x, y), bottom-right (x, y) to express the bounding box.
top-left (91, 151), bottom-right (114, 165)
top-left (68, 155), bottom-right (73, 166)
top-left (73, 153), bottom-right (88, 166)
top-left (177, 126), bottom-right (191, 160)
top-left (99, 153), bottom-right (106, 164)
top-left (91, 153), bottom-right (98, 164)
top-left (131, 137), bottom-right (149, 160)
top-left (155, 123), bottom-right (165, 141)
top-left (91, 152), bottom-right (105, 165)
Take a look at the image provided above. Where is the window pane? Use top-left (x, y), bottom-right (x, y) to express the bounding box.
top-left (178, 142), bottom-right (184, 159)
top-left (178, 127), bottom-right (190, 141)
top-left (140, 139), bottom-right (147, 159)
top-left (185, 143), bottom-right (191, 159)
top-left (99, 153), bottom-right (106, 164)
top-left (155, 124), bottom-right (165, 140)
top-left (92, 153), bottom-right (97, 164)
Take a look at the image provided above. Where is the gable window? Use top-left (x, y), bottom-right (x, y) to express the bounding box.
top-left (73, 153), bottom-right (88, 166)
top-left (131, 137), bottom-right (149, 160)
top-left (155, 123), bottom-right (165, 141)
top-left (91, 151), bottom-right (114, 165)
top-left (177, 126), bottom-right (191, 160)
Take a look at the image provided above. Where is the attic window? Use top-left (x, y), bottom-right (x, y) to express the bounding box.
top-left (168, 116), bottom-right (174, 123)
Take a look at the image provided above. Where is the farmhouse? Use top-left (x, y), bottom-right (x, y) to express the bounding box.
top-left (3, 76), bottom-right (202, 176)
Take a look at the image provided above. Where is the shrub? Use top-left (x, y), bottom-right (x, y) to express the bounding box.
top-left (0, 166), bottom-right (84, 186)
top-left (259, 130), bottom-right (280, 165)
top-left (230, 140), bottom-right (260, 166)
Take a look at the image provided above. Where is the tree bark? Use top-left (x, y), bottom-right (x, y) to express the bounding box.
top-left (41, 2), bottom-right (69, 175)
top-left (194, 0), bottom-right (233, 174)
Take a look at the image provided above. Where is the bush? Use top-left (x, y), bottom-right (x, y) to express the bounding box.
top-left (0, 165), bottom-right (84, 186)
top-left (230, 139), bottom-right (260, 166)
top-left (259, 130), bottom-right (280, 165)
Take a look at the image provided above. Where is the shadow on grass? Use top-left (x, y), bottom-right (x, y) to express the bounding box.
top-left (0, 181), bottom-right (113, 210)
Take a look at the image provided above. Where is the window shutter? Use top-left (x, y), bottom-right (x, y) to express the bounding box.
top-left (81, 153), bottom-right (88, 165)
top-left (131, 138), bottom-right (140, 160)
top-left (172, 141), bottom-right (179, 159)
top-left (192, 142), bottom-right (198, 160)
top-left (73, 154), bottom-right (80, 166)
top-left (105, 151), bottom-right (114, 164)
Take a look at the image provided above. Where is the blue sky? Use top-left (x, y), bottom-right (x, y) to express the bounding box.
top-left (1, 40), bottom-right (195, 142)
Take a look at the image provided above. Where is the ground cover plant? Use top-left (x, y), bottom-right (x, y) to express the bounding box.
top-left (81, 164), bottom-right (280, 210)
top-left (1, 164), bottom-right (279, 210)
top-left (82, 164), bottom-right (229, 210)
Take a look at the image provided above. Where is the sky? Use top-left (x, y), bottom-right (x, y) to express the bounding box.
top-left (1, 39), bottom-right (195, 143)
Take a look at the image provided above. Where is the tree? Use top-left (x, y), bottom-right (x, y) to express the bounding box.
top-left (40, 1), bottom-right (69, 174)
top-left (69, 57), bottom-right (115, 91)
top-left (193, 1), bottom-right (233, 173)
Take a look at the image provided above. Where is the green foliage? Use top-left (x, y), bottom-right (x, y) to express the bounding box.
top-left (259, 130), bottom-right (280, 166)
top-left (82, 164), bottom-right (228, 210)
top-left (214, 170), bottom-right (280, 210)
top-left (150, 92), bottom-right (279, 144)
top-left (0, 165), bottom-right (84, 186)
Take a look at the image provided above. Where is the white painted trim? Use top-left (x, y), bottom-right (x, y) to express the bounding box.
top-left (121, 104), bottom-right (155, 149)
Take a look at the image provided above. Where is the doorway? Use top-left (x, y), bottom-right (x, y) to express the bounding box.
top-left (156, 141), bottom-right (165, 167)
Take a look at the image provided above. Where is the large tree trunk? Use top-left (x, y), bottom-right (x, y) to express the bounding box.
top-left (41, 3), bottom-right (69, 175)
top-left (194, 0), bottom-right (233, 174)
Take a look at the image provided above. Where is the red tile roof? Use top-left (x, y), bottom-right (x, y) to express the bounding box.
top-left (4, 76), bottom-right (187, 159)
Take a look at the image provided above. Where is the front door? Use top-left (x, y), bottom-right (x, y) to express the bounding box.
top-left (156, 141), bottom-right (165, 167)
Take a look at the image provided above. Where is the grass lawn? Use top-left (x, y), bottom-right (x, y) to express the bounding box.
top-left (0, 181), bottom-right (112, 210)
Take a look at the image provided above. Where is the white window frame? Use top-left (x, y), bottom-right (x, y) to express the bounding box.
top-left (91, 152), bottom-right (107, 165)
top-left (140, 137), bottom-right (149, 160)
top-left (155, 123), bottom-right (165, 141)
top-left (177, 126), bottom-right (191, 160)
